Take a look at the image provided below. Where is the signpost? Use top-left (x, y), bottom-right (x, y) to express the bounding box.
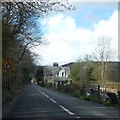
top-left (2, 59), bottom-right (12, 90)
top-left (2, 60), bottom-right (12, 70)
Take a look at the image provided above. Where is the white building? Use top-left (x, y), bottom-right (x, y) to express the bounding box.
top-left (44, 63), bottom-right (71, 88)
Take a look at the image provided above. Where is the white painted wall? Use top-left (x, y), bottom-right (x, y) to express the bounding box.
top-left (58, 69), bottom-right (68, 77)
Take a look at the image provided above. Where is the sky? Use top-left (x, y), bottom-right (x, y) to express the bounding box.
top-left (32, 1), bottom-right (118, 66)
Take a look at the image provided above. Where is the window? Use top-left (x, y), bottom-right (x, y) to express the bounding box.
top-left (62, 72), bottom-right (64, 76)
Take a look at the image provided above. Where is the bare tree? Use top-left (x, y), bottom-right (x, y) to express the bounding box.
top-left (92, 36), bottom-right (115, 85)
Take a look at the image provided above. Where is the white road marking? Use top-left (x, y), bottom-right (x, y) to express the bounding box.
top-left (50, 98), bottom-right (57, 103)
top-left (59, 105), bottom-right (75, 115)
top-left (45, 95), bottom-right (49, 98)
top-left (76, 116), bottom-right (80, 118)
top-left (35, 88), bottom-right (46, 96)
top-left (33, 86), bottom-right (75, 116)
top-left (35, 88), bottom-right (43, 94)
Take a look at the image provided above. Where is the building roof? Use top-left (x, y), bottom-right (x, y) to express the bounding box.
top-left (44, 66), bottom-right (70, 76)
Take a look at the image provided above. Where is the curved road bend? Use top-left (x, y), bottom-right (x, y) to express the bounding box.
top-left (2, 84), bottom-right (119, 119)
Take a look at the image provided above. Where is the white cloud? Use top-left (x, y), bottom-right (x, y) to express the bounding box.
top-left (34, 10), bottom-right (118, 65)
top-left (93, 11), bottom-right (118, 51)
top-left (42, 14), bottom-right (77, 33)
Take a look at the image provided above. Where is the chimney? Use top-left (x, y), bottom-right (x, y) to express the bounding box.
top-left (53, 62), bottom-right (59, 67)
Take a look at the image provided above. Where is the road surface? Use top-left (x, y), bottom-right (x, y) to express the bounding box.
top-left (2, 84), bottom-right (119, 119)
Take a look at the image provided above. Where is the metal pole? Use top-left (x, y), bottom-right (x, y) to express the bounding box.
top-left (7, 70), bottom-right (10, 90)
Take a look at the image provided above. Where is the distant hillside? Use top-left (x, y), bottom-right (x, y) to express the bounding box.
top-left (108, 62), bottom-right (119, 82)
top-left (62, 62), bottom-right (74, 69)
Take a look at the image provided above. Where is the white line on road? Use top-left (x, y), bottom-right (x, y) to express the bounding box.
top-left (59, 105), bottom-right (75, 115)
top-left (34, 87), bottom-right (46, 97)
top-left (50, 98), bottom-right (57, 103)
top-left (45, 94), bottom-right (49, 98)
top-left (35, 88), bottom-right (43, 94)
top-left (33, 86), bottom-right (75, 116)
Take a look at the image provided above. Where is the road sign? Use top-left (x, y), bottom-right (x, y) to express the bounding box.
top-left (2, 59), bottom-right (12, 70)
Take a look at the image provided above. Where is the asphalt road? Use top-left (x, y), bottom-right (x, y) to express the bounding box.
top-left (2, 84), bottom-right (119, 119)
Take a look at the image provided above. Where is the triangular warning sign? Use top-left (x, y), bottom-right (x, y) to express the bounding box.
top-left (2, 60), bottom-right (12, 70)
